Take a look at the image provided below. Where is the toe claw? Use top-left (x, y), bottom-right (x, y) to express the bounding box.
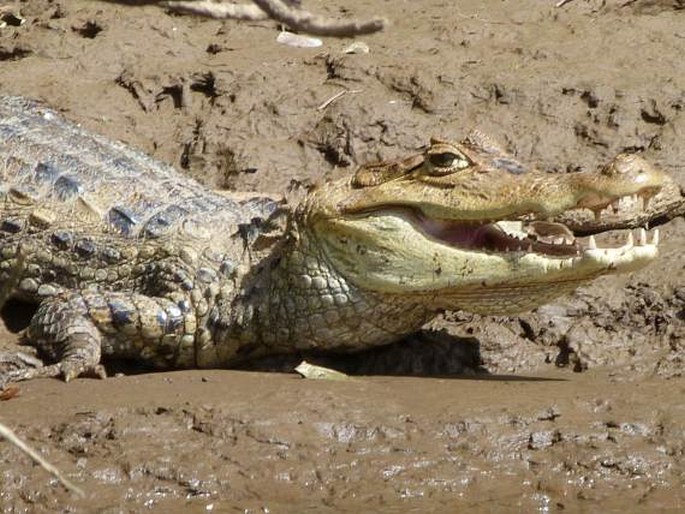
top-left (61, 362), bottom-right (108, 382)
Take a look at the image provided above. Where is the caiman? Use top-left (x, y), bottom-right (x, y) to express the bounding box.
top-left (0, 96), bottom-right (682, 384)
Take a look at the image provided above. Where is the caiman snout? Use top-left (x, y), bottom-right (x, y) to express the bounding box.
top-left (574, 153), bottom-right (666, 217)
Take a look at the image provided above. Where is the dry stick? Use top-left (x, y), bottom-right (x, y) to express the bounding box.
top-left (162, 1), bottom-right (268, 20)
top-left (317, 89), bottom-right (361, 111)
top-left (252, 0), bottom-right (386, 36)
top-left (0, 421), bottom-right (85, 497)
top-left (162, 0), bottom-right (386, 36)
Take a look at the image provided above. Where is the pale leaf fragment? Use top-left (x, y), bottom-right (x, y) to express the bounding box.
top-left (295, 361), bottom-right (351, 381)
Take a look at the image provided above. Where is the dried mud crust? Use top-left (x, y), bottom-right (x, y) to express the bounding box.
top-left (0, 0), bottom-right (684, 512)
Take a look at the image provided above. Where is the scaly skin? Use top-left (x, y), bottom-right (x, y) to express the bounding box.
top-left (0, 96), bottom-right (680, 384)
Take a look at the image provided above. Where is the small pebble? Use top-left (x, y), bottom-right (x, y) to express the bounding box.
top-left (343, 42), bottom-right (370, 54)
top-left (276, 31), bottom-right (322, 48)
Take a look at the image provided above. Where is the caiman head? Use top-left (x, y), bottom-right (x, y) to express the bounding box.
top-left (301, 131), bottom-right (670, 315)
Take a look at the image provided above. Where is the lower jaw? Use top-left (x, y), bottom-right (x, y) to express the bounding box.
top-left (432, 279), bottom-right (585, 315)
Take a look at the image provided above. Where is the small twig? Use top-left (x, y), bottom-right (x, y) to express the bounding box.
top-left (161, 0), bottom-right (386, 37)
top-left (252, 0), bottom-right (386, 36)
top-left (162, 1), bottom-right (268, 20)
top-left (0, 421), bottom-right (85, 497)
top-left (555, 0), bottom-right (575, 6)
top-left (317, 89), bottom-right (361, 111)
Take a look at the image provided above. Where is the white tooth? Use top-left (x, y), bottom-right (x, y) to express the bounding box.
top-left (631, 194), bottom-right (638, 204)
top-left (638, 228), bottom-right (647, 246)
top-left (588, 235), bottom-right (597, 250)
top-left (653, 228), bottom-right (659, 246)
top-left (626, 231), bottom-right (634, 247)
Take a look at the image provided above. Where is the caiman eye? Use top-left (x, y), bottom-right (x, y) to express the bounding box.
top-left (429, 152), bottom-right (457, 168)
top-left (427, 151), bottom-right (471, 174)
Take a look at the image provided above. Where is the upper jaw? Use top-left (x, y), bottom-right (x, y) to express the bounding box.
top-left (338, 155), bottom-right (669, 225)
top-left (552, 179), bottom-right (685, 235)
top-left (312, 134), bottom-right (675, 261)
top-left (335, 148), bottom-right (673, 257)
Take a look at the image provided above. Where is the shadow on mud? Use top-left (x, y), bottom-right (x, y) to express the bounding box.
top-left (0, 298), bottom-right (566, 380)
top-left (0, 298), bottom-right (34, 333)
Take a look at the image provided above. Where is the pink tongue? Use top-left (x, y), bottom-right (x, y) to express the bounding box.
top-left (418, 217), bottom-right (580, 256)
top-left (420, 218), bottom-right (485, 246)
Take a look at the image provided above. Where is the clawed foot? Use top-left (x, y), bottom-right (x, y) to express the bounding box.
top-left (0, 350), bottom-right (44, 370)
top-left (0, 350), bottom-right (42, 387)
top-left (0, 351), bottom-right (107, 388)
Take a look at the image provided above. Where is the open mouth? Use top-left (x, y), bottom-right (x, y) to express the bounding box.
top-left (414, 213), bottom-right (657, 257)
top-left (417, 214), bottom-right (580, 256)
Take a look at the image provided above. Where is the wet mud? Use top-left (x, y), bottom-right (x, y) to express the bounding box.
top-left (0, 0), bottom-right (684, 512)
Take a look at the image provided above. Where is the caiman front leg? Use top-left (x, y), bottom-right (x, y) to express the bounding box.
top-left (0, 290), bottom-right (197, 385)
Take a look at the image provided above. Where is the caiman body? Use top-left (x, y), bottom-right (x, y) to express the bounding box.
top-left (0, 96), bottom-right (681, 383)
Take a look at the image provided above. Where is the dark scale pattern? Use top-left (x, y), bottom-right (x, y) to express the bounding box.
top-left (50, 231), bottom-right (73, 250)
top-left (53, 174), bottom-right (84, 201)
top-left (34, 161), bottom-right (61, 183)
top-left (0, 96), bottom-right (278, 241)
top-left (0, 218), bottom-right (23, 233)
top-left (143, 205), bottom-right (189, 238)
top-left (107, 206), bottom-right (140, 235)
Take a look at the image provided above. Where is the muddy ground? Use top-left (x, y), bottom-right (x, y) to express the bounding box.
top-left (0, 0), bottom-right (684, 512)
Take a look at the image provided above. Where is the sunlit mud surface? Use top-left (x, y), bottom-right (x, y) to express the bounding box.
top-left (0, 1), bottom-right (683, 512)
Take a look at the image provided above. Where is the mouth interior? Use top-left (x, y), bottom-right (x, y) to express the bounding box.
top-left (415, 213), bottom-right (580, 257)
